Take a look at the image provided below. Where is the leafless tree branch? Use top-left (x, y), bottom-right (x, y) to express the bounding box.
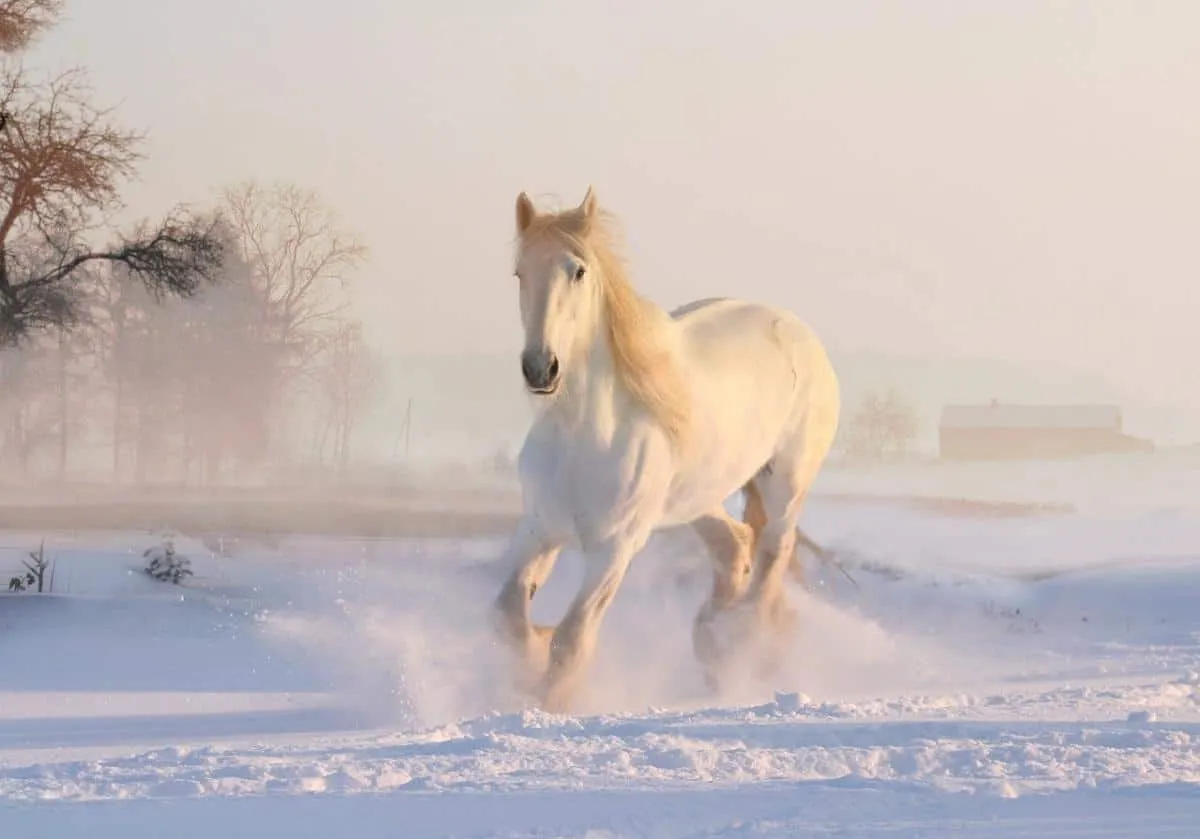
top-left (0, 45), bottom-right (225, 346)
top-left (0, 209), bottom-right (226, 347)
top-left (0, 0), bottom-right (62, 54)
top-left (219, 179), bottom-right (367, 378)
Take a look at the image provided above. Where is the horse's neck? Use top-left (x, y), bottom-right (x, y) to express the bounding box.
top-left (551, 292), bottom-right (676, 444)
top-left (549, 332), bottom-right (621, 439)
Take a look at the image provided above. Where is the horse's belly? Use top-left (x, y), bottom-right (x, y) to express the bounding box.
top-left (660, 429), bottom-right (778, 523)
top-left (658, 472), bottom-right (749, 526)
top-left (659, 403), bottom-right (788, 525)
top-left (659, 312), bottom-right (811, 524)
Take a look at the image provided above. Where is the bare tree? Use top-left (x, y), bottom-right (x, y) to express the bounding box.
top-left (171, 228), bottom-right (278, 484)
top-left (0, 61), bottom-right (225, 346)
top-left (314, 318), bottom-right (379, 472)
top-left (0, 338), bottom-right (56, 477)
top-left (838, 388), bottom-right (920, 462)
top-left (0, 0), bottom-right (61, 54)
top-left (219, 180), bottom-right (367, 377)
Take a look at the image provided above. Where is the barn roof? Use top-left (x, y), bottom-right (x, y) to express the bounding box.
top-left (940, 403), bottom-right (1122, 430)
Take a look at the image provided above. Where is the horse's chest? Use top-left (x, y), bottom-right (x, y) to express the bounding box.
top-left (521, 424), bottom-right (668, 543)
top-left (548, 444), bottom-right (627, 513)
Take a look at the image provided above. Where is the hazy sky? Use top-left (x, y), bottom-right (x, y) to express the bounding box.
top-left (26, 1), bottom-right (1200, 417)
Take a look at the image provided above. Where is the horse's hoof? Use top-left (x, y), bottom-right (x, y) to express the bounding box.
top-left (754, 604), bottom-right (799, 682)
top-left (701, 668), bottom-right (725, 697)
top-left (695, 599), bottom-right (756, 648)
top-left (692, 600), bottom-right (759, 690)
top-left (754, 644), bottom-right (788, 683)
top-left (537, 683), bottom-right (576, 715)
top-left (528, 624), bottom-right (553, 668)
top-left (493, 622), bottom-right (555, 701)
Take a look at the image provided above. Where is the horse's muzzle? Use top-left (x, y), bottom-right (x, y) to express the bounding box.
top-left (521, 348), bottom-right (560, 394)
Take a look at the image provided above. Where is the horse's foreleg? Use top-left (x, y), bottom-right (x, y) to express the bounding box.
top-left (491, 520), bottom-right (563, 694)
top-left (537, 534), bottom-right (643, 713)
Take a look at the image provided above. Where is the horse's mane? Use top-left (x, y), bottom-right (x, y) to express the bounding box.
top-left (519, 203), bottom-right (690, 448)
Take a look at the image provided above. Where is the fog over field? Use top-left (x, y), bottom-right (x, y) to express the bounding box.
top-left (5, 0), bottom-right (1197, 479)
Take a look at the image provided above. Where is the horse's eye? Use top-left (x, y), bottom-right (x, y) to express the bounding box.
top-left (573, 265), bottom-right (586, 281)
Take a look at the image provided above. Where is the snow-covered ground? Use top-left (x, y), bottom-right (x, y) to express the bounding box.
top-left (2, 456), bottom-right (1199, 837)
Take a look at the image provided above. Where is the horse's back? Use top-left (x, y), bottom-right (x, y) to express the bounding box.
top-left (666, 295), bottom-right (839, 507)
top-left (671, 296), bottom-right (832, 375)
top-left (669, 296), bottom-right (733, 321)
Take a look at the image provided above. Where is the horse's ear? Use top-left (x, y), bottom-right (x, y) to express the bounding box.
top-left (516, 191), bottom-right (537, 234)
top-left (579, 186), bottom-right (597, 222)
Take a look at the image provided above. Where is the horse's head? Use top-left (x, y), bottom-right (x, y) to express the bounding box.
top-left (511, 187), bottom-right (605, 398)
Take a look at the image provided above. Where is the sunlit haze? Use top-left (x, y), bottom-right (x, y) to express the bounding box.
top-left (7, 5), bottom-right (1200, 830)
top-left (25, 0), bottom-right (1200, 456)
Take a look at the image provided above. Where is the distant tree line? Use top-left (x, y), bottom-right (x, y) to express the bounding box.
top-left (0, 1), bottom-right (381, 485)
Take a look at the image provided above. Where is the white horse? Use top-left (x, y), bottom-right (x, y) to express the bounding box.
top-left (491, 187), bottom-right (840, 712)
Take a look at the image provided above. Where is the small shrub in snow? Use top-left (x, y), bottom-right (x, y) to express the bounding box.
top-left (144, 538), bottom-right (193, 585)
top-left (7, 540), bottom-right (53, 593)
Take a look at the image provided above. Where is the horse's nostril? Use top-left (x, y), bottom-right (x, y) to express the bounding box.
top-left (521, 350), bottom-right (559, 390)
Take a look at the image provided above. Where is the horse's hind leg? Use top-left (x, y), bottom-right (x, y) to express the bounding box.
top-left (690, 504), bottom-right (756, 688)
top-left (742, 479), bottom-right (767, 547)
top-left (740, 455), bottom-right (826, 679)
top-left (756, 478), bottom-right (809, 587)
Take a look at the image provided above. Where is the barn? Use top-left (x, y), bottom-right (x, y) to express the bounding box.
top-left (938, 401), bottom-right (1154, 461)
